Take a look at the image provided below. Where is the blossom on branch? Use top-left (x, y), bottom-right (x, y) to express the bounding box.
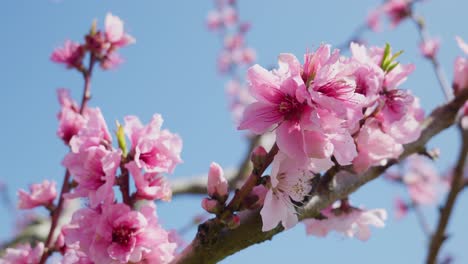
top-left (304, 200), bottom-right (387, 241)
top-left (17, 180), bottom-right (57, 209)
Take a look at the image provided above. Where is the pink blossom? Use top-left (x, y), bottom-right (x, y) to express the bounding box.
top-left (62, 147), bottom-right (121, 208)
top-left (0, 242), bottom-right (44, 264)
top-left (384, 62), bottom-right (415, 89)
top-left (377, 90), bottom-right (424, 144)
top-left (124, 114), bottom-right (183, 174)
top-left (225, 79), bottom-right (255, 124)
top-left (308, 50), bottom-right (365, 111)
top-left (420, 38), bottom-right (440, 59)
top-left (232, 47), bottom-right (256, 65)
top-left (101, 52), bottom-right (124, 70)
top-left (367, 9), bottom-right (382, 32)
top-left (51, 40), bottom-right (84, 68)
top-left (139, 204), bottom-right (177, 263)
top-left (217, 51), bottom-right (232, 73)
top-left (303, 108), bottom-right (358, 166)
top-left (453, 36), bottom-right (468, 93)
top-left (353, 119), bottom-right (404, 173)
top-left (239, 50), bottom-right (363, 164)
top-left (60, 242), bottom-right (92, 264)
top-left (221, 7), bottom-right (237, 27)
top-left (304, 205), bottom-right (387, 241)
top-left (352, 62), bottom-right (385, 106)
top-left (350, 42), bottom-right (415, 90)
top-left (56, 88), bottom-right (86, 144)
top-left (105, 13), bottom-right (136, 48)
top-left (63, 203), bottom-right (176, 264)
top-left (126, 161), bottom-right (172, 201)
top-left (206, 10), bottom-right (222, 30)
top-left (65, 107), bottom-right (111, 151)
top-left (17, 180), bottom-right (57, 209)
top-left (403, 155), bottom-right (442, 205)
top-left (238, 54), bottom-right (311, 161)
top-left (69, 108), bottom-right (112, 152)
top-left (224, 34), bottom-right (244, 50)
top-left (207, 162), bottom-right (228, 199)
top-left (260, 152), bottom-right (325, 231)
top-left (383, 0), bottom-right (411, 28)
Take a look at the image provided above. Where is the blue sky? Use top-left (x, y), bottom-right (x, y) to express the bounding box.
top-left (1, 0), bottom-right (467, 263)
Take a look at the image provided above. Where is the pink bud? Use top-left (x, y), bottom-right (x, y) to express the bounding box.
top-left (201, 198), bottom-right (220, 214)
top-left (207, 162), bottom-right (229, 199)
top-left (419, 38), bottom-right (440, 59)
top-left (251, 146), bottom-right (267, 167)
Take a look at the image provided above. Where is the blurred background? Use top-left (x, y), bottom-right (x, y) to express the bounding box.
top-left (0, 0), bottom-right (467, 263)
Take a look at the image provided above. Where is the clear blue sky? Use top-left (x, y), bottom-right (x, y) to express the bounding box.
top-left (1, 0), bottom-right (467, 263)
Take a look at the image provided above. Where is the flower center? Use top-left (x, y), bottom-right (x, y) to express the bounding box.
top-left (112, 226), bottom-right (135, 246)
top-left (278, 95), bottom-right (303, 121)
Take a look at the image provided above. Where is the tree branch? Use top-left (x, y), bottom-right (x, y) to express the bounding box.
top-left (171, 88), bottom-right (468, 264)
top-left (426, 125), bottom-right (468, 264)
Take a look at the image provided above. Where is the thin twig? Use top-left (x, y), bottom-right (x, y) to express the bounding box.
top-left (409, 13), bottom-right (453, 101)
top-left (425, 126), bottom-right (468, 264)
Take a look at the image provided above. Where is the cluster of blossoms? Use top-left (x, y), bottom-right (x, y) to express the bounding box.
top-left (2, 14), bottom-right (184, 264)
top-left (304, 198), bottom-right (387, 241)
top-left (237, 42), bottom-right (424, 233)
top-left (207, 0), bottom-right (256, 125)
top-left (0, 243), bottom-right (44, 264)
top-left (385, 155), bottom-right (448, 219)
top-left (57, 100), bottom-right (181, 263)
top-left (206, 0), bottom-right (256, 73)
top-left (51, 13), bottom-right (135, 71)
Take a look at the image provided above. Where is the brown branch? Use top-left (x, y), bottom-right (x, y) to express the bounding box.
top-left (171, 88), bottom-right (468, 264)
top-left (426, 126), bottom-right (468, 264)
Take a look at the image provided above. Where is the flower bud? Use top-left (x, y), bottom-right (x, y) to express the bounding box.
top-left (207, 162), bottom-right (229, 200)
top-left (201, 198), bottom-right (221, 214)
top-left (250, 146), bottom-right (267, 168)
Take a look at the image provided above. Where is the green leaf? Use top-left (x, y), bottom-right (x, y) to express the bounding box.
top-left (116, 121), bottom-right (127, 158)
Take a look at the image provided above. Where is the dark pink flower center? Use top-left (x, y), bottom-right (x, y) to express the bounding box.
top-left (139, 148), bottom-right (161, 166)
top-left (278, 95), bottom-right (304, 121)
top-left (316, 81), bottom-right (354, 100)
top-left (112, 226), bottom-right (136, 246)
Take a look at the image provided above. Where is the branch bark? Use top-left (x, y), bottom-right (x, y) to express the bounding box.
top-left (426, 125), bottom-right (468, 264)
top-left (171, 88), bottom-right (468, 264)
